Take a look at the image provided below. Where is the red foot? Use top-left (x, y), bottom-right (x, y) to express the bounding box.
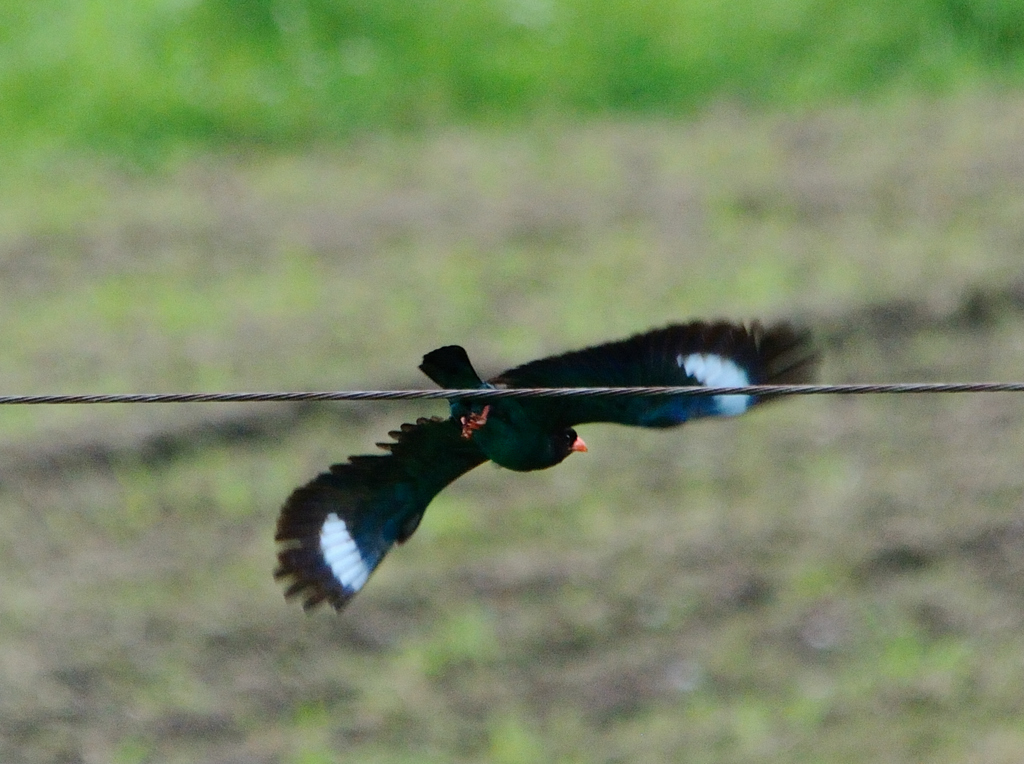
top-left (460, 405), bottom-right (491, 439)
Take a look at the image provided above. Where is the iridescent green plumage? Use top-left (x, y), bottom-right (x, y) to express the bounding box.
top-left (275, 321), bottom-right (818, 612)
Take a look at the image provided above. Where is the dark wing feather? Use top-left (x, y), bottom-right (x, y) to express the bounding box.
top-left (275, 417), bottom-right (487, 611)
top-left (492, 321), bottom-right (817, 428)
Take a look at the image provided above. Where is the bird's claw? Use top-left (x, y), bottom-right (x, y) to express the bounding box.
top-left (460, 405), bottom-right (491, 439)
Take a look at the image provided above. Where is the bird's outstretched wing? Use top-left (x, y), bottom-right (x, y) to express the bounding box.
top-left (275, 417), bottom-right (487, 611)
top-left (492, 321), bottom-right (817, 428)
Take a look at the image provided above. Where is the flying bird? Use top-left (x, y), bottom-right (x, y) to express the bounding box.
top-left (275, 321), bottom-right (817, 612)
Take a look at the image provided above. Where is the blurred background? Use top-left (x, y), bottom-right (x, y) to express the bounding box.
top-left (3, 1), bottom-right (1024, 762)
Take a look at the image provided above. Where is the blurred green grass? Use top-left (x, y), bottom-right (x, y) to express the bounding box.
top-left (5, 3), bottom-right (1024, 761)
top-left (3, 0), bottom-right (1024, 163)
top-left (3, 98), bottom-right (1024, 762)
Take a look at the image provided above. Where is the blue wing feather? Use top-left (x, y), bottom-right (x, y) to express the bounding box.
top-left (492, 321), bottom-right (817, 428)
top-left (275, 417), bottom-right (487, 611)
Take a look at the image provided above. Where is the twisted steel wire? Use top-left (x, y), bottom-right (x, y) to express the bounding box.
top-left (2, 382), bottom-right (1024, 405)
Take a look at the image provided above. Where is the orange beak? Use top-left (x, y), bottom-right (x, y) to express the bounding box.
top-left (571, 436), bottom-right (588, 453)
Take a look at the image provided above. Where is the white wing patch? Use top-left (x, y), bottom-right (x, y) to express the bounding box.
top-left (320, 512), bottom-right (371, 593)
top-left (677, 352), bottom-right (753, 416)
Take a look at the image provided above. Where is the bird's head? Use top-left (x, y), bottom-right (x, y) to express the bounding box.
top-left (546, 427), bottom-right (588, 467)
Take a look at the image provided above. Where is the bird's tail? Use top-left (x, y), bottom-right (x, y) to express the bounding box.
top-left (419, 345), bottom-right (485, 389)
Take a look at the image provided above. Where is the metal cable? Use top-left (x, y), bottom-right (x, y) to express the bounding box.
top-left (2, 382), bottom-right (1024, 405)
